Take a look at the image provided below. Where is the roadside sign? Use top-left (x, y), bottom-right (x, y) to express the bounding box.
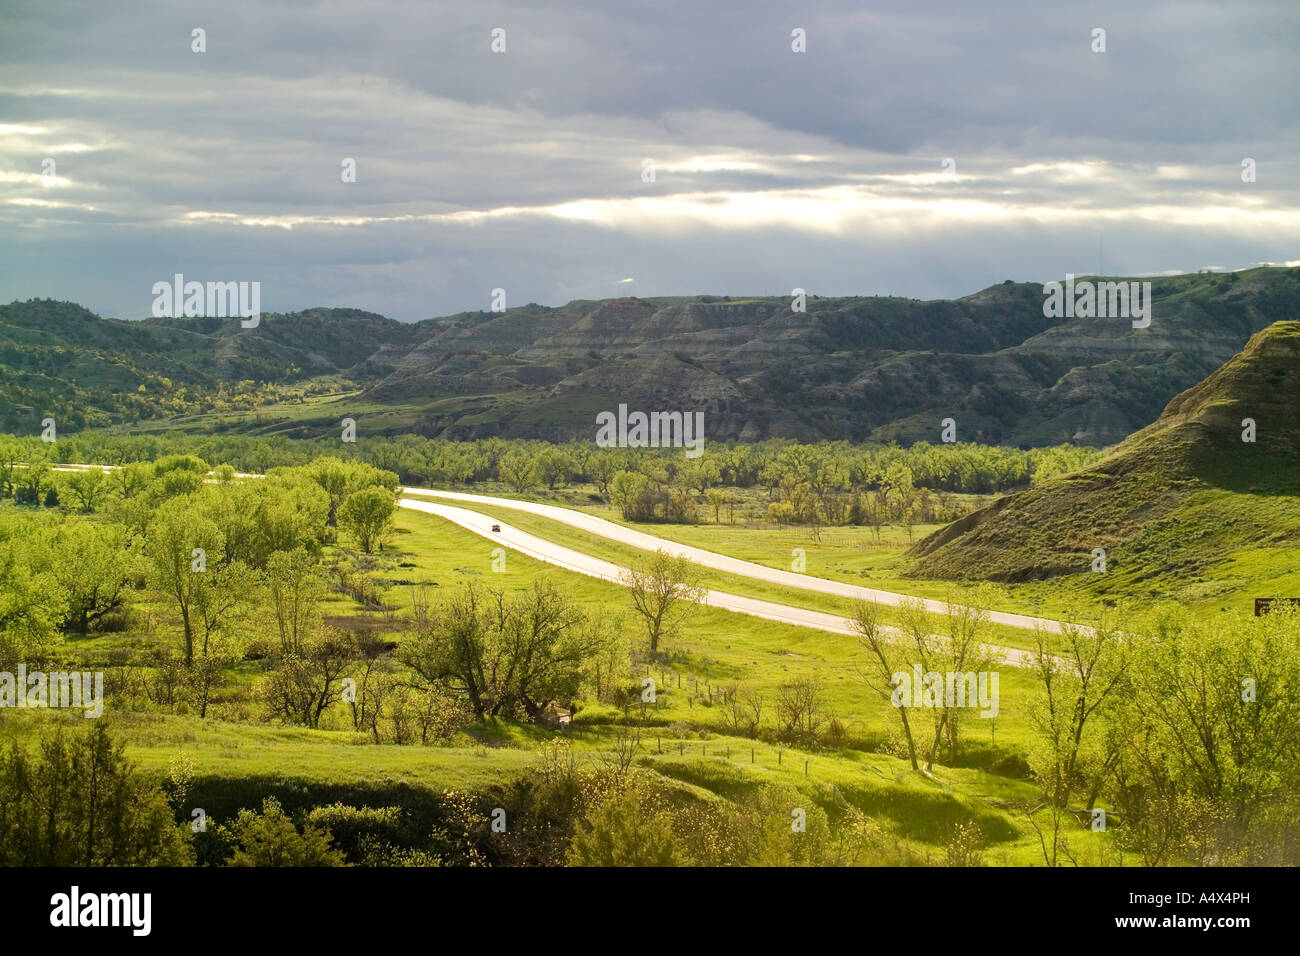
top-left (1254, 597), bottom-right (1300, 616)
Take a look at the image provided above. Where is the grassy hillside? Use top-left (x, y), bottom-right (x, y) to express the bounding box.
top-left (0, 300), bottom-right (420, 432)
top-left (908, 321), bottom-right (1300, 601)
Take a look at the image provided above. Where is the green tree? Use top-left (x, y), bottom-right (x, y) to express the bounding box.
top-left (32, 521), bottom-right (138, 634)
top-left (0, 437), bottom-right (22, 498)
top-left (534, 447), bottom-right (574, 490)
top-left (13, 447), bottom-right (51, 505)
top-left (339, 485), bottom-right (395, 553)
top-left (63, 468), bottom-right (108, 513)
top-left (0, 533), bottom-right (67, 666)
top-left (402, 581), bottom-right (598, 721)
top-left (619, 550), bottom-right (704, 656)
top-left (498, 449), bottom-right (538, 493)
top-left (260, 628), bottom-right (356, 728)
top-left (189, 561), bottom-right (255, 716)
top-left (0, 723), bottom-right (192, 866)
top-left (265, 547), bottom-right (324, 656)
top-left (146, 498), bottom-right (224, 665)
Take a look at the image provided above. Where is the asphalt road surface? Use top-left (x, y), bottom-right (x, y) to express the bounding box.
top-left (398, 495), bottom-right (1042, 668)
top-left (399, 486), bottom-right (1074, 637)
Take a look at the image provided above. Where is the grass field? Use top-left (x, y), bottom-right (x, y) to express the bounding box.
top-left (383, 506), bottom-right (1044, 751)
top-left (403, 481), bottom-right (1288, 624)
top-left (3, 499), bottom-right (1084, 864)
top-left (398, 487), bottom-right (1095, 658)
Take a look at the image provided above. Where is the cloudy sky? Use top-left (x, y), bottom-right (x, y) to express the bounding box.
top-left (2, 0), bottom-right (1297, 322)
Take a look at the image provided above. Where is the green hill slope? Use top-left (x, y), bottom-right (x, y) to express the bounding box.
top-left (907, 321), bottom-right (1300, 597)
top-left (0, 300), bottom-right (420, 431)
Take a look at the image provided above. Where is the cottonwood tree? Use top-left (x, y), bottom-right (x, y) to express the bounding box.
top-left (188, 561), bottom-right (255, 717)
top-left (1025, 612), bottom-right (1127, 866)
top-left (0, 532), bottom-right (67, 667)
top-left (307, 457), bottom-right (351, 532)
top-left (896, 593), bottom-right (998, 772)
top-left (265, 547), bottom-right (324, 656)
top-left (935, 588), bottom-right (1000, 764)
top-left (0, 437), bottom-right (22, 498)
top-left (62, 468), bottom-right (108, 513)
top-left (403, 585), bottom-right (488, 716)
top-left (12, 448), bottom-right (51, 505)
top-left (610, 470), bottom-right (656, 521)
top-left (775, 676), bottom-right (825, 745)
top-left (589, 450), bottom-right (620, 500)
top-left (260, 628), bottom-right (356, 728)
top-left (339, 485), bottom-right (395, 554)
top-left (401, 581), bottom-right (600, 721)
top-left (31, 521), bottom-right (138, 634)
top-left (306, 456), bottom-right (398, 535)
top-left (583, 608), bottom-right (631, 704)
top-left (534, 446), bottom-right (574, 490)
top-left (113, 460), bottom-right (153, 501)
top-left (498, 449), bottom-right (538, 493)
top-left (721, 684), bottom-right (765, 738)
top-left (853, 592), bottom-right (997, 774)
top-left (151, 454), bottom-right (208, 499)
top-left (204, 477), bottom-right (327, 569)
top-left (146, 498), bottom-right (223, 665)
top-left (852, 599), bottom-right (921, 771)
top-left (1108, 605), bottom-right (1300, 865)
top-left (485, 581), bottom-right (595, 719)
top-left (345, 629), bottom-right (397, 737)
top-left (620, 550), bottom-right (704, 657)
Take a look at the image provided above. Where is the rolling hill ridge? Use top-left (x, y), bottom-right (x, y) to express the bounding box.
top-left (4, 266), bottom-right (1299, 446)
top-left (907, 320), bottom-right (1300, 592)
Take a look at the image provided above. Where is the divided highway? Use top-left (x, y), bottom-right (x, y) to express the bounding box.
top-left (398, 494), bottom-right (1045, 668)
top-left (399, 486), bottom-right (1073, 637)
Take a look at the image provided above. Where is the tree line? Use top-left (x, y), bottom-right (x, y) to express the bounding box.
top-left (2, 431), bottom-right (1103, 531)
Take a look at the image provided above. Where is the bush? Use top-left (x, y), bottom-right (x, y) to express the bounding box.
top-left (221, 797), bottom-right (346, 867)
top-left (305, 804), bottom-right (413, 863)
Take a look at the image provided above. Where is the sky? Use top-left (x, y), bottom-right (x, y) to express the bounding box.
top-left (1, 0), bottom-right (1298, 322)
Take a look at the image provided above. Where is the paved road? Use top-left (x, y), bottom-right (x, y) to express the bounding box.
top-left (399, 486), bottom-right (1074, 637)
top-left (399, 496), bottom-right (1041, 668)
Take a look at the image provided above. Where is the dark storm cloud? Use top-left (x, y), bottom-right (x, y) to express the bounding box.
top-left (1, 0), bottom-right (1296, 320)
